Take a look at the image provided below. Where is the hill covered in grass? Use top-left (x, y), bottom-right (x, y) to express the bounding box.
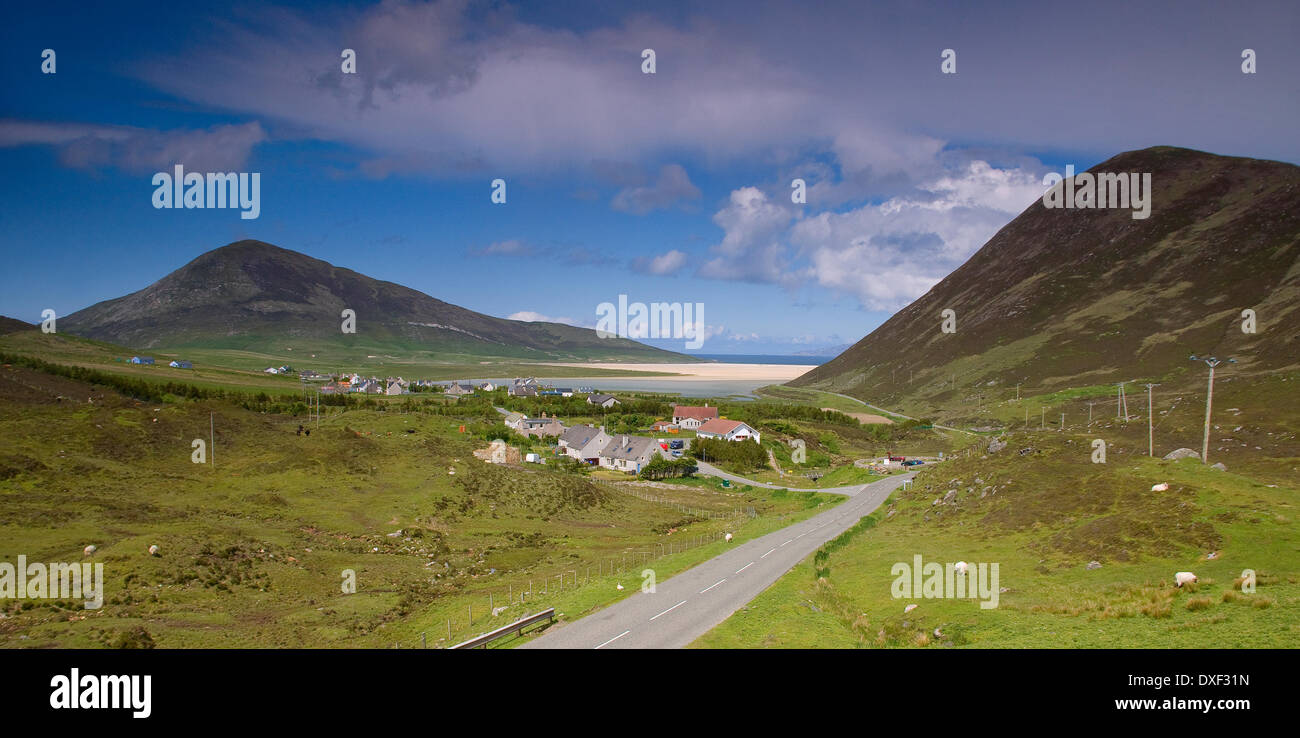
top-left (62, 240), bottom-right (692, 363)
top-left (792, 147), bottom-right (1300, 412)
top-left (0, 359), bottom-right (828, 648)
top-left (695, 432), bottom-right (1300, 648)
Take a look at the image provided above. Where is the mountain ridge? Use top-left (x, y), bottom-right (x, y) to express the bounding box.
top-left (791, 146), bottom-right (1300, 409)
top-left (62, 240), bottom-right (693, 362)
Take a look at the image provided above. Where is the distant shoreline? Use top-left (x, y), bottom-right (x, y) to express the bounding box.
top-left (532, 361), bottom-right (816, 383)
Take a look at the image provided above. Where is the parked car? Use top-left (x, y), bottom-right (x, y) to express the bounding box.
top-left (669, 440), bottom-right (685, 449)
top-left (902, 459), bottom-right (924, 466)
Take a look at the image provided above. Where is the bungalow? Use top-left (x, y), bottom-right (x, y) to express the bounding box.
top-left (479, 382), bottom-right (498, 392)
top-left (444, 382), bottom-right (475, 396)
top-left (558, 424), bottom-right (612, 464)
top-left (694, 418), bottom-right (761, 443)
top-left (587, 393), bottom-right (620, 408)
top-left (130, 356), bottom-right (155, 365)
top-left (598, 435), bottom-right (666, 474)
top-left (168, 360), bottom-right (193, 369)
top-left (385, 381), bottom-right (406, 396)
top-left (672, 404), bottom-right (718, 430)
top-left (518, 414), bottom-right (565, 438)
top-left (650, 420), bottom-right (679, 432)
top-left (508, 378), bottom-right (539, 397)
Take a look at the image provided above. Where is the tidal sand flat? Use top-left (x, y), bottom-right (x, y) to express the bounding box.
top-left (537, 362), bottom-right (817, 383)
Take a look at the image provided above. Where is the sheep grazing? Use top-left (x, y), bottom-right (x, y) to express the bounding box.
top-left (724, 533), bottom-right (733, 543)
top-left (1151, 482), bottom-right (1170, 492)
top-left (1174, 571), bottom-right (1198, 587)
top-left (954, 561), bottom-right (969, 575)
top-left (148, 545), bottom-right (160, 556)
top-left (616, 583), bottom-right (624, 591)
top-left (83, 545), bottom-right (96, 557)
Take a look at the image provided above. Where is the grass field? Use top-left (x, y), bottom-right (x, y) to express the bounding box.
top-left (694, 432), bottom-right (1300, 648)
top-left (0, 352), bottom-right (843, 649)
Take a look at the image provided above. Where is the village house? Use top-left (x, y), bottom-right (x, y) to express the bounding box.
top-left (508, 378), bottom-right (539, 397)
top-left (694, 418), bottom-right (761, 443)
top-left (385, 380), bottom-right (406, 396)
top-left (479, 381), bottom-right (498, 392)
top-left (516, 413), bottom-right (566, 438)
top-left (598, 435), bottom-right (666, 474)
top-left (444, 382), bottom-right (475, 397)
top-left (587, 393), bottom-right (620, 408)
top-left (168, 360), bottom-right (193, 369)
top-left (130, 356), bottom-right (155, 365)
top-left (558, 424), bottom-right (612, 464)
top-left (672, 404), bottom-right (718, 429)
top-left (650, 420), bottom-right (679, 432)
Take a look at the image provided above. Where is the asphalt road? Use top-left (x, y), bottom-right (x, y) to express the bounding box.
top-left (519, 471), bottom-right (914, 649)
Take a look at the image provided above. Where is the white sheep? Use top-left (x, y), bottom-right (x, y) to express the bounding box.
top-left (148, 545), bottom-right (160, 557)
top-left (1174, 571), bottom-right (1198, 587)
top-left (724, 533), bottom-right (733, 543)
top-left (954, 561), bottom-right (969, 575)
top-left (1151, 482), bottom-right (1169, 492)
top-left (83, 545), bottom-right (96, 557)
top-left (616, 583), bottom-right (624, 591)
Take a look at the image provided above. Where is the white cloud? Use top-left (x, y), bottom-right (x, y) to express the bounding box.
top-left (632, 249), bottom-right (688, 276)
top-left (697, 187), bottom-right (795, 283)
top-left (693, 161), bottom-right (1046, 311)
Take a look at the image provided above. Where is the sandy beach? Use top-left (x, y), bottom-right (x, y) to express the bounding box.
top-left (536, 362), bottom-right (817, 383)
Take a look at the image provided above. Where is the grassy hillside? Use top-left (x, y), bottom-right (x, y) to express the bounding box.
top-left (694, 432), bottom-right (1299, 648)
top-left (793, 147), bottom-right (1300, 419)
top-left (0, 360), bottom-right (836, 648)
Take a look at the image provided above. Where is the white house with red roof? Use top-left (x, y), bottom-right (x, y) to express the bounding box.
top-left (694, 418), bottom-right (761, 443)
top-left (671, 403), bottom-right (718, 430)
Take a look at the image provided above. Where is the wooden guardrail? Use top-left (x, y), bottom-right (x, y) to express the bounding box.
top-left (449, 608), bottom-right (556, 649)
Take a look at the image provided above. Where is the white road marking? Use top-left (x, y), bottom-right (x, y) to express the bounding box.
top-left (649, 600), bottom-right (688, 621)
top-left (595, 630), bottom-right (631, 649)
top-left (735, 562), bottom-right (754, 574)
top-left (700, 579), bottom-right (726, 593)
top-left (760, 548), bottom-right (776, 558)
top-left (780, 539), bottom-right (793, 546)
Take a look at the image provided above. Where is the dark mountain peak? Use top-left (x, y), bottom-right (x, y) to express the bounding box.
top-left (793, 146), bottom-right (1300, 404)
top-left (61, 241), bottom-right (687, 361)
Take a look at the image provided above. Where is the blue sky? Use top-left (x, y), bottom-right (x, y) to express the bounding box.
top-left (2, 0), bottom-right (1296, 354)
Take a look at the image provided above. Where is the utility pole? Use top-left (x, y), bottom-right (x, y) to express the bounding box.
top-left (210, 412), bottom-right (215, 470)
top-left (1190, 356), bottom-right (1234, 464)
top-left (1060, 412), bottom-right (1064, 431)
top-left (1015, 383), bottom-right (1021, 401)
